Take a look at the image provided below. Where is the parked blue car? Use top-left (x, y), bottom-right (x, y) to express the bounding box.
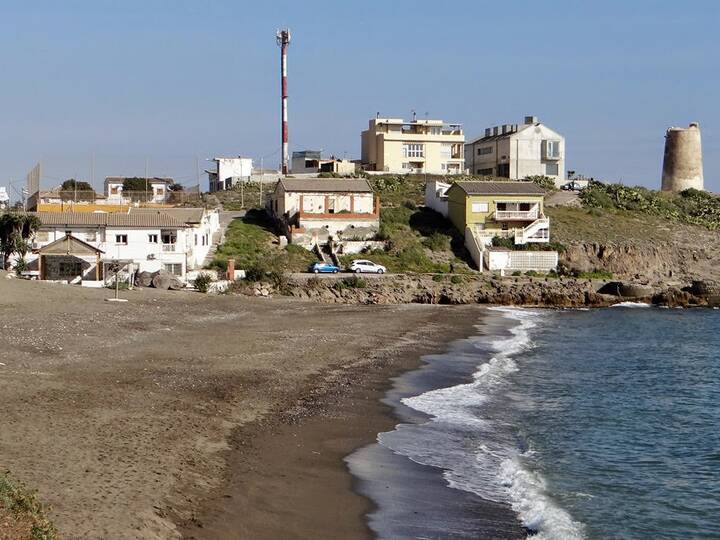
top-left (309, 262), bottom-right (340, 274)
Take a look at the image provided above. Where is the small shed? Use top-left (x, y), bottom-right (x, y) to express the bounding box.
top-left (38, 234), bottom-right (104, 282)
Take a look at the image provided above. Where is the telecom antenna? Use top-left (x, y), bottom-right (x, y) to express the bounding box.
top-left (276, 28), bottom-right (291, 175)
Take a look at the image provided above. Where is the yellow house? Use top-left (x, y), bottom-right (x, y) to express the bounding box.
top-left (446, 181), bottom-right (549, 245)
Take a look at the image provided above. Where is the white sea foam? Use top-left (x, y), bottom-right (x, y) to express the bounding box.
top-left (610, 301), bottom-right (651, 308)
top-left (499, 457), bottom-right (586, 539)
top-left (379, 307), bottom-right (586, 539)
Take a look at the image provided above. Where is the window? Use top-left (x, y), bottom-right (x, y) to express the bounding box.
top-left (471, 202), bottom-right (489, 213)
top-left (477, 146), bottom-right (493, 156)
top-left (161, 232), bottom-right (176, 245)
top-left (402, 162), bottom-right (410, 170)
top-left (441, 163), bottom-right (447, 171)
top-left (148, 234), bottom-right (158, 244)
top-left (545, 162), bottom-right (559, 176)
top-left (430, 126), bottom-right (442, 135)
top-left (164, 263), bottom-right (182, 276)
top-left (477, 168), bottom-right (493, 176)
top-left (545, 140), bottom-right (561, 159)
top-left (194, 234), bottom-right (198, 246)
top-left (402, 143), bottom-right (424, 158)
top-left (440, 144), bottom-right (452, 158)
top-left (115, 234), bottom-right (128, 245)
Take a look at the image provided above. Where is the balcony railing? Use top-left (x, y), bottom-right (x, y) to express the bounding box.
top-left (161, 243), bottom-right (177, 252)
top-left (494, 209), bottom-right (539, 221)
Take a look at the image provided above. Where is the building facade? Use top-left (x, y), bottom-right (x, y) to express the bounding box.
top-left (444, 181), bottom-right (549, 246)
top-left (105, 177), bottom-right (174, 204)
top-left (291, 150), bottom-right (356, 176)
top-left (361, 116), bottom-right (465, 174)
top-left (207, 157), bottom-right (253, 192)
top-left (269, 178), bottom-right (379, 247)
top-left (24, 209), bottom-right (220, 283)
top-left (465, 116), bottom-right (566, 187)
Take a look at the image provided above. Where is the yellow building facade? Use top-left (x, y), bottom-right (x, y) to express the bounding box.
top-left (446, 181), bottom-right (549, 244)
top-left (361, 116), bottom-right (465, 175)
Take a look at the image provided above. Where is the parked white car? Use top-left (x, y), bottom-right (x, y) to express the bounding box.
top-left (348, 259), bottom-right (387, 274)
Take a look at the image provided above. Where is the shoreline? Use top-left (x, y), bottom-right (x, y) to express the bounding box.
top-left (178, 304), bottom-right (518, 539)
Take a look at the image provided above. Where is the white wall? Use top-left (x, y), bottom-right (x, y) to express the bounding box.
top-left (424, 180), bottom-right (450, 217)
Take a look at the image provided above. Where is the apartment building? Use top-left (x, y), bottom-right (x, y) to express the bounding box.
top-left (465, 116), bottom-right (566, 187)
top-left (361, 115), bottom-right (465, 174)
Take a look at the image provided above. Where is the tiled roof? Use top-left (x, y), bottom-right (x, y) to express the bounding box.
top-left (33, 212), bottom-right (186, 228)
top-left (128, 207), bottom-right (205, 224)
top-left (452, 181), bottom-right (546, 195)
top-left (278, 178), bottom-right (374, 193)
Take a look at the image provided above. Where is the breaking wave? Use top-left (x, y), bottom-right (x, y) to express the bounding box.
top-left (377, 307), bottom-right (585, 539)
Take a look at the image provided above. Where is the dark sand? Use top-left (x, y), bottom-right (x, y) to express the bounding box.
top-left (182, 305), bottom-right (522, 540)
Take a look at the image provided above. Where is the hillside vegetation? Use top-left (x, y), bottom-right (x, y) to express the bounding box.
top-left (580, 181), bottom-right (720, 230)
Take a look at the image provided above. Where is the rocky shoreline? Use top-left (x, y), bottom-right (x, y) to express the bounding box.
top-left (239, 274), bottom-right (720, 308)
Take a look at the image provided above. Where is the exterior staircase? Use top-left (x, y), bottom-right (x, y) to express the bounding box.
top-left (514, 218), bottom-right (550, 245)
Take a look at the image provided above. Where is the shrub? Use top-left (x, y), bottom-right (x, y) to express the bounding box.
top-left (423, 232), bottom-right (451, 252)
top-left (525, 175), bottom-right (556, 191)
top-left (13, 257), bottom-right (28, 276)
top-left (194, 272), bottom-right (213, 293)
top-left (244, 265), bottom-right (266, 282)
top-left (334, 275), bottom-right (367, 291)
top-left (577, 269), bottom-right (614, 280)
top-left (511, 270), bottom-right (522, 276)
top-left (432, 274), bottom-right (445, 282)
top-left (525, 270), bottom-right (540, 277)
top-left (450, 275), bottom-right (463, 284)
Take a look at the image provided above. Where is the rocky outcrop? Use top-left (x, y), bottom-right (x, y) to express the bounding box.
top-left (561, 242), bottom-right (718, 282)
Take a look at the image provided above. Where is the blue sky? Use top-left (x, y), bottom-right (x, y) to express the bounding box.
top-left (0, 0), bottom-right (717, 193)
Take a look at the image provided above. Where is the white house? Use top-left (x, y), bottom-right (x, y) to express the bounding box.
top-left (291, 150), bottom-right (356, 176)
top-left (207, 157), bottom-right (253, 192)
top-left (25, 208), bottom-right (220, 283)
top-left (465, 116), bottom-right (566, 187)
top-left (268, 178), bottom-right (379, 247)
top-left (105, 177), bottom-right (174, 204)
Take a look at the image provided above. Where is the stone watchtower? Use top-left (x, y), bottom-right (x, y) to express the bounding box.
top-left (661, 122), bottom-right (704, 192)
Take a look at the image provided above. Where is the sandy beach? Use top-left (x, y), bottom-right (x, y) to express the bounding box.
top-left (0, 273), bottom-right (506, 538)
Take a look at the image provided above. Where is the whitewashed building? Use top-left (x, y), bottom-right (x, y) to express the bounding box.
top-left (207, 157), bottom-right (253, 192)
top-left (465, 116), bottom-right (566, 187)
top-left (104, 176), bottom-right (174, 204)
top-left (24, 208), bottom-right (220, 283)
top-left (269, 178), bottom-right (379, 247)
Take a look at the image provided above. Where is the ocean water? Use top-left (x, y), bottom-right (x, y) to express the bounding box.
top-left (349, 307), bottom-right (720, 539)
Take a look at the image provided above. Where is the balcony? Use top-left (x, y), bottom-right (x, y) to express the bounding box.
top-left (494, 209), bottom-right (539, 221)
top-left (161, 243), bottom-right (176, 252)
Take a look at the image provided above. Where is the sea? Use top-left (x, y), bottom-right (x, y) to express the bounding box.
top-left (346, 306), bottom-right (720, 539)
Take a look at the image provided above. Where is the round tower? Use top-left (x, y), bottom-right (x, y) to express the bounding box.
top-left (661, 122), bottom-right (703, 192)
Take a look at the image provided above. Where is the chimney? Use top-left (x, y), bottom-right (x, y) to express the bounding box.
top-left (485, 128), bottom-right (492, 137)
top-left (524, 115), bottom-right (538, 125)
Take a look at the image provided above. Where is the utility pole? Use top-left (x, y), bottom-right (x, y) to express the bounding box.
top-left (276, 29), bottom-right (291, 175)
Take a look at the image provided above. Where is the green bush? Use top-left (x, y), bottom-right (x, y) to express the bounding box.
top-left (432, 274), bottom-right (445, 282)
top-left (579, 180), bottom-right (720, 230)
top-left (423, 232), bottom-right (451, 252)
top-left (194, 272), bottom-right (213, 293)
top-left (334, 275), bottom-right (367, 291)
top-left (450, 275), bottom-right (464, 284)
top-left (524, 175), bottom-right (556, 191)
top-left (0, 472), bottom-right (57, 539)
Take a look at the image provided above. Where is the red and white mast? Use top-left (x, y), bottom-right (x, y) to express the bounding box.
top-left (276, 29), bottom-right (291, 175)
